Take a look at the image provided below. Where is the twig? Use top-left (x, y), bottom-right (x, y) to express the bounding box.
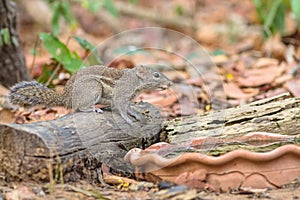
top-left (29, 36), bottom-right (41, 75)
top-left (62, 184), bottom-right (109, 200)
top-left (45, 63), bottom-right (61, 87)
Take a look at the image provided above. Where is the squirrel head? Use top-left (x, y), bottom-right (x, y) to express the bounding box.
top-left (134, 65), bottom-right (173, 90)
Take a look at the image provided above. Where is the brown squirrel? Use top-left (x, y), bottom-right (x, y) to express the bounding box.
top-left (9, 65), bottom-right (173, 118)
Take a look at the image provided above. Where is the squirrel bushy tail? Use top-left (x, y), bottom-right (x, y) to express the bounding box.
top-left (9, 81), bottom-right (66, 108)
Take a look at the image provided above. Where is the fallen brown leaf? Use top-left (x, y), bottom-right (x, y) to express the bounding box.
top-left (237, 64), bottom-right (285, 87)
top-left (252, 57), bottom-right (279, 68)
top-left (284, 79), bottom-right (300, 97)
top-left (0, 84), bottom-right (9, 96)
top-left (224, 82), bottom-right (258, 99)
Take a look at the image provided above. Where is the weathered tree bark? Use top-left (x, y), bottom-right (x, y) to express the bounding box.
top-left (0, 0), bottom-right (31, 88)
top-left (162, 93), bottom-right (300, 154)
top-left (0, 102), bottom-right (162, 183)
top-left (1, 94), bottom-right (300, 183)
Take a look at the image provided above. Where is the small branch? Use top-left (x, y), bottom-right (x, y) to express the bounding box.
top-left (29, 36), bottom-right (41, 75)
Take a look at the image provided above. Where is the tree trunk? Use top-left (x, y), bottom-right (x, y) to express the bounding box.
top-left (0, 0), bottom-right (31, 88)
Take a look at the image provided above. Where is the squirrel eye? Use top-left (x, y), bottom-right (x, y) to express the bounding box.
top-left (153, 72), bottom-right (160, 78)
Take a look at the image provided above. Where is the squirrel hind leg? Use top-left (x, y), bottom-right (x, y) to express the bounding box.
top-left (72, 76), bottom-right (103, 113)
top-left (72, 92), bottom-right (101, 113)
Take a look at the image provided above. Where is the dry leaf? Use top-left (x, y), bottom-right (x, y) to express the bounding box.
top-left (196, 26), bottom-right (218, 44)
top-left (137, 90), bottom-right (178, 107)
top-left (252, 58), bottom-right (279, 68)
top-left (0, 109), bottom-right (15, 123)
top-left (224, 82), bottom-right (258, 99)
top-left (262, 34), bottom-right (286, 59)
top-left (237, 64), bottom-right (285, 87)
top-left (0, 84), bottom-right (9, 96)
top-left (284, 79), bottom-right (300, 97)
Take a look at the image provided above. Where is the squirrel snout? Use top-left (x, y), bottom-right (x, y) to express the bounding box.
top-left (159, 80), bottom-right (173, 90)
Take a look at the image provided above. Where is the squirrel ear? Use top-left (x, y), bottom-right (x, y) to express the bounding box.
top-left (136, 65), bottom-right (148, 79)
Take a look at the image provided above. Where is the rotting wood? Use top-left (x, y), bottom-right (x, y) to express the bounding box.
top-left (163, 93), bottom-right (300, 144)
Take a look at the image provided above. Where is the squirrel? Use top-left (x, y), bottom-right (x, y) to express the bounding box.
top-left (9, 65), bottom-right (173, 119)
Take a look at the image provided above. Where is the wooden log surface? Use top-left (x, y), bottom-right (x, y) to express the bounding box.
top-left (0, 102), bottom-right (162, 183)
top-left (162, 93), bottom-right (300, 155)
top-left (1, 93), bottom-right (300, 183)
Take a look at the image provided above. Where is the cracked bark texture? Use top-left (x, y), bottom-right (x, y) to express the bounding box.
top-left (0, 102), bottom-right (162, 183)
top-left (0, 0), bottom-right (31, 88)
top-left (163, 93), bottom-right (300, 147)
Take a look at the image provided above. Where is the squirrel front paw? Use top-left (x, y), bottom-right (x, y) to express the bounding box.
top-left (127, 105), bottom-right (147, 125)
top-left (120, 107), bottom-right (142, 125)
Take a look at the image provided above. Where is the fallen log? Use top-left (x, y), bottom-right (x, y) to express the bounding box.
top-left (0, 102), bottom-right (162, 183)
top-left (163, 93), bottom-right (300, 146)
top-left (1, 93), bottom-right (300, 184)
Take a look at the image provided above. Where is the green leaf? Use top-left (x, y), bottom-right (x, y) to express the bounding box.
top-left (211, 49), bottom-right (227, 56)
top-left (174, 5), bottom-right (184, 16)
top-left (92, 0), bottom-right (105, 13)
top-left (73, 36), bottom-right (102, 65)
top-left (73, 36), bottom-right (95, 51)
top-left (30, 48), bottom-right (36, 56)
top-left (1, 28), bottom-right (11, 45)
top-left (60, 1), bottom-right (77, 27)
top-left (84, 0), bottom-right (105, 13)
top-left (272, 2), bottom-right (285, 33)
top-left (39, 33), bottom-right (71, 61)
top-left (104, 0), bottom-right (119, 17)
top-left (50, 1), bottom-right (77, 35)
top-left (81, 0), bottom-right (89, 9)
top-left (264, 0), bottom-right (282, 29)
top-left (51, 2), bottom-right (61, 36)
top-left (39, 33), bottom-right (84, 73)
top-left (291, 0), bottom-right (300, 18)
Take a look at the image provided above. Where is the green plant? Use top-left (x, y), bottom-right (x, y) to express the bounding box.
top-left (253, 0), bottom-right (300, 38)
top-left (73, 36), bottom-right (102, 65)
top-left (39, 33), bottom-right (83, 73)
top-left (80, 0), bottom-right (119, 17)
top-left (45, 0), bottom-right (77, 36)
top-left (37, 33), bottom-right (102, 84)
